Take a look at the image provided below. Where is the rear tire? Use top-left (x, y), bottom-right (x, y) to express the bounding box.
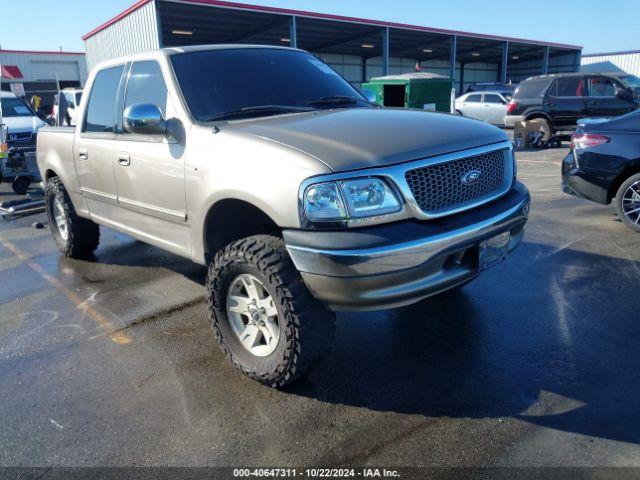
top-left (206, 234), bottom-right (335, 388)
top-left (614, 173), bottom-right (640, 233)
top-left (11, 176), bottom-right (30, 195)
top-left (45, 177), bottom-right (100, 258)
top-left (455, 110), bottom-right (464, 116)
top-left (532, 118), bottom-right (553, 142)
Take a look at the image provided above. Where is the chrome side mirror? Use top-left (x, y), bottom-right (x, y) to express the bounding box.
top-left (362, 88), bottom-right (378, 105)
top-left (123, 103), bottom-right (167, 135)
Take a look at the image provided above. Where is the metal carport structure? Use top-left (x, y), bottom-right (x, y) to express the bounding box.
top-left (83, 0), bottom-right (582, 93)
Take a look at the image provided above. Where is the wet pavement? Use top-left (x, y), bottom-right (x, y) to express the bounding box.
top-left (1, 144), bottom-right (640, 468)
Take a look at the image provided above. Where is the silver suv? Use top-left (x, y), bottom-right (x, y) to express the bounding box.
top-left (37, 46), bottom-right (530, 387)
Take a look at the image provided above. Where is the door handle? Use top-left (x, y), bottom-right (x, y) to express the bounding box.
top-left (117, 152), bottom-right (130, 167)
top-left (78, 149), bottom-right (88, 161)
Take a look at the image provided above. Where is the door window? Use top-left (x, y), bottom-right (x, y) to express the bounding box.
top-left (83, 66), bottom-right (124, 133)
top-left (466, 94), bottom-right (482, 103)
top-left (484, 94), bottom-right (503, 104)
top-left (588, 77), bottom-right (617, 97)
top-left (554, 77), bottom-right (585, 97)
top-left (124, 61), bottom-right (169, 117)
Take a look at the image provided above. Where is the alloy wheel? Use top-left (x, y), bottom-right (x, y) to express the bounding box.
top-left (226, 274), bottom-right (280, 357)
top-left (622, 181), bottom-right (640, 225)
top-left (53, 197), bottom-right (69, 241)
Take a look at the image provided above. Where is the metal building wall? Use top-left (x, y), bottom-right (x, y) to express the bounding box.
top-left (0, 51), bottom-right (88, 84)
top-left (508, 52), bottom-right (579, 83)
top-left (582, 51), bottom-right (640, 77)
top-left (314, 53), bottom-right (364, 89)
top-left (85, 0), bottom-right (160, 72)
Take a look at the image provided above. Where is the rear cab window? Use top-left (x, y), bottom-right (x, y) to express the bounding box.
top-left (83, 65), bottom-right (125, 133)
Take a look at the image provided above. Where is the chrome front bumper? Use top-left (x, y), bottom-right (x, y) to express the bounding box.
top-left (285, 182), bottom-right (530, 311)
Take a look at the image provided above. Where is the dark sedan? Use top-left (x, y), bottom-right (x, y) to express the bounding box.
top-left (562, 110), bottom-right (640, 231)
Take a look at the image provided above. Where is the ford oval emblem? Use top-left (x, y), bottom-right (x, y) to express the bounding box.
top-left (462, 170), bottom-right (482, 185)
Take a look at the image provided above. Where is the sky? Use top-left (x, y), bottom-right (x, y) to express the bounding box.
top-left (0, 0), bottom-right (637, 54)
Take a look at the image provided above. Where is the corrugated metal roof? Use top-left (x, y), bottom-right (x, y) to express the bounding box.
top-left (82, 0), bottom-right (582, 49)
top-left (371, 72), bottom-right (449, 80)
top-left (581, 51), bottom-right (640, 77)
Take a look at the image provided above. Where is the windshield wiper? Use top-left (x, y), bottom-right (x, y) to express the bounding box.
top-left (204, 105), bottom-right (314, 122)
top-left (308, 95), bottom-right (359, 107)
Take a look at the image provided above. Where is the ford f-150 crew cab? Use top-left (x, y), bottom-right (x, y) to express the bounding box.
top-left (37, 45), bottom-right (530, 387)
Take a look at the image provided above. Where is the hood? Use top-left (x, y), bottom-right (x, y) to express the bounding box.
top-left (578, 117), bottom-right (611, 129)
top-left (227, 108), bottom-right (508, 172)
top-left (2, 115), bottom-right (47, 134)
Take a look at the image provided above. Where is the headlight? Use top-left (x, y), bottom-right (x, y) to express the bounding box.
top-left (304, 182), bottom-right (348, 221)
top-left (303, 177), bottom-right (401, 222)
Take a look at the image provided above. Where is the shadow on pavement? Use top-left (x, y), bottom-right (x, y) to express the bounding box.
top-left (283, 240), bottom-right (640, 445)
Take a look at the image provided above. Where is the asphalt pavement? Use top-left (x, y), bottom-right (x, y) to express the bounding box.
top-left (1, 143), bottom-right (640, 469)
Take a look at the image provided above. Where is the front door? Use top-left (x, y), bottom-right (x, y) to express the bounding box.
top-left (74, 65), bottom-right (125, 221)
top-left (587, 76), bottom-right (635, 117)
top-left (112, 60), bottom-right (190, 258)
top-left (482, 93), bottom-right (507, 124)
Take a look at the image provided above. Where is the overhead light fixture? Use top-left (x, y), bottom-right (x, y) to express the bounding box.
top-left (281, 38), bottom-right (291, 43)
top-left (172, 30), bottom-right (193, 35)
top-left (423, 49), bottom-right (433, 53)
top-left (471, 52), bottom-right (481, 57)
top-left (362, 44), bottom-right (375, 49)
top-left (512, 55), bottom-right (520, 60)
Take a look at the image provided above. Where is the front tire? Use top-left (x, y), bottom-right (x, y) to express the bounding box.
top-left (206, 235), bottom-right (335, 388)
top-left (45, 177), bottom-right (100, 258)
top-left (614, 173), bottom-right (640, 232)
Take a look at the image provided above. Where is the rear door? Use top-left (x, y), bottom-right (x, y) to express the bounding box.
top-left (74, 65), bottom-right (125, 221)
top-left (586, 76), bottom-right (635, 117)
top-left (112, 60), bottom-right (190, 257)
top-left (545, 76), bottom-right (587, 128)
top-left (461, 94), bottom-right (483, 120)
top-left (483, 93), bottom-right (507, 124)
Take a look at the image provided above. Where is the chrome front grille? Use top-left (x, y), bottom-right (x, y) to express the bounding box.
top-left (404, 148), bottom-right (510, 215)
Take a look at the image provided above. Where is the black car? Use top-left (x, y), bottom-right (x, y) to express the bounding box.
top-left (562, 109), bottom-right (640, 232)
top-left (465, 82), bottom-right (515, 99)
top-left (506, 72), bottom-right (640, 134)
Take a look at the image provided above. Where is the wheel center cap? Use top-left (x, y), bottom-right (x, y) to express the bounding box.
top-left (248, 306), bottom-right (261, 322)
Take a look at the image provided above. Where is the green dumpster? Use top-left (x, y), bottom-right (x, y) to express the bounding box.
top-left (362, 73), bottom-right (454, 112)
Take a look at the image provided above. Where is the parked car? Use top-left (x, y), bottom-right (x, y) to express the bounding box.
top-left (465, 82), bottom-right (515, 99)
top-left (37, 46), bottom-right (530, 387)
top-left (0, 91), bottom-right (46, 193)
top-left (562, 109), bottom-right (640, 231)
top-left (505, 72), bottom-right (640, 134)
top-left (455, 91), bottom-right (509, 125)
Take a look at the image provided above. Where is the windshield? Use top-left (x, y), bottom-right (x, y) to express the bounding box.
top-left (170, 48), bottom-right (371, 122)
top-left (621, 75), bottom-right (640, 89)
top-left (621, 75), bottom-right (640, 101)
top-left (1, 97), bottom-right (34, 118)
